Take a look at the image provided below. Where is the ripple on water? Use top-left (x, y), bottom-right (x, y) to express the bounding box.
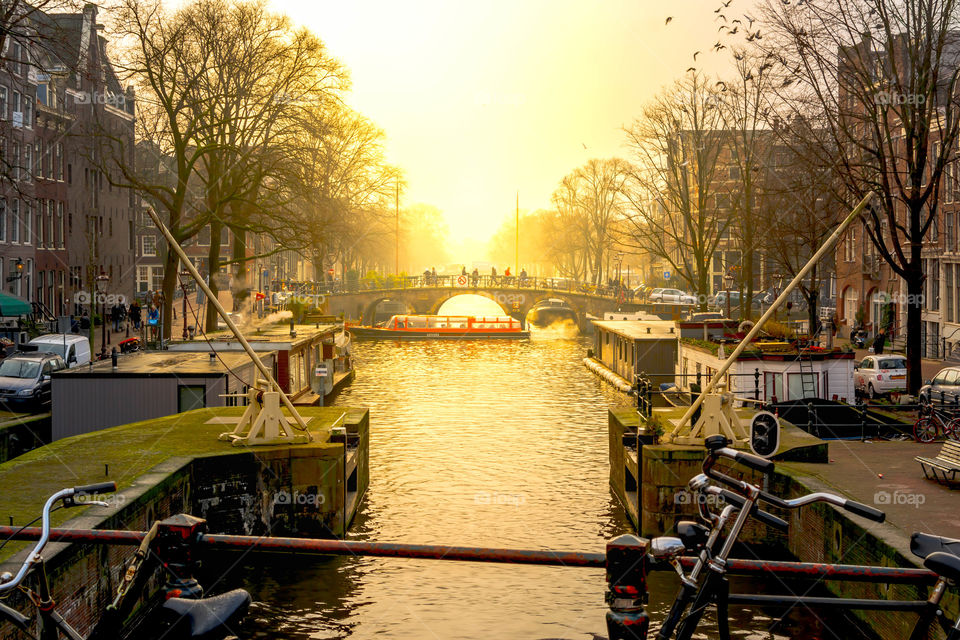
top-left (220, 337), bottom-right (867, 640)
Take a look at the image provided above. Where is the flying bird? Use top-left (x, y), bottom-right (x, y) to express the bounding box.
top-left (714, 5), bottom-right (722, 12)
top-left (665, 16), bottom-right (673, 25)
top-left (734, 51), bottom-right (744, 60)
top-left (714, 42), bottom-right (726, 51)
top-left (716, 81), bottom-right (727, 91)
top-left (687, 67), bottom-right (697, 73)
top-left (732, 18), bottom-right (742, 24)
top-left (745, 14), bottom-right (756, 26)
top-left (728, 26), bottom-right (739, 34)
top-left (782, 78), bottom-right (795, 87)
top-left (582, 142), bottom-right (588, 149)
top-left (693, 51), bottom-right (700, 60)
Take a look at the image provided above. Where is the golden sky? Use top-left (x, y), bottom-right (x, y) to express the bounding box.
top-left (270, 0), bottom-right (750, 248)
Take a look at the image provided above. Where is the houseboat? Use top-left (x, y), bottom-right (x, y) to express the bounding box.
top-left (350, 315), bottom-right (529, 339)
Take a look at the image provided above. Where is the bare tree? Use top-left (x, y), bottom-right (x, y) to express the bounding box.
top-left (623, 72), bottom-right (728, 307)
top-left (761, 0), bottom-right (960, 392)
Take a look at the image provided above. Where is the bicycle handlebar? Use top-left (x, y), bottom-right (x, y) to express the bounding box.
top-left (74, 482), bottom-right (117, 496)
top-left (702, 437), bottom-right (886, 524)
top-left (0, 483), bottom-right (116, 593)
top-left (710, 488), bottom-right (790, 530)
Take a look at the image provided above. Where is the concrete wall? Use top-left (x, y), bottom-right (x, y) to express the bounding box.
top-left (0, 409), bottom-right (369, 639)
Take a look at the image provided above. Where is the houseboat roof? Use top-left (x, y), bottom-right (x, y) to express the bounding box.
top-left (52, 350), bottom-right (276, 378)
top-left (593, 320), bottom-right (678, 340)
top-left (168, 322), bottom-right (342, 351)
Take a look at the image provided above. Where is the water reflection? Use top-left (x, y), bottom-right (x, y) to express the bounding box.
top-left (222, 337), bottom-right (868, 639)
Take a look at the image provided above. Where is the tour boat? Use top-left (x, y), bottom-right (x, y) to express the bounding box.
top-left (349, 314), bottom-right (529, 339)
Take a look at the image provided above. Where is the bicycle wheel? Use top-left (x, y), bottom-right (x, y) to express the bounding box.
top-left (914, 417), bottom-right (938, 443)
top-left (944, 417), bottom-right (960, 441)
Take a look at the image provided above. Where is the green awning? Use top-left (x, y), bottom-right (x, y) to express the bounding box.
top-left (0, 292), bottom-right (31, 316)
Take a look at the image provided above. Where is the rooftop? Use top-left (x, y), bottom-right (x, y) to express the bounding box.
top-left (52, 350), bottom-right (273, 378)
top-left (168, 322), bottom-right (342, 351)
top-left (593, 320), bottom-right (678, 340)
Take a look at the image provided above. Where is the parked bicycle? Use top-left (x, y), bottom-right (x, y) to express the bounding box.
top-left (609, 436), bottom-right (960, 640)
top-left (913, 403), bottom-right (960, 442)
top-left (0, 483), bottom-right (250, 640)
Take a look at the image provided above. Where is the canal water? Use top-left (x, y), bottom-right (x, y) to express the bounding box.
top-left (223, 333), bottom-right (870, 640)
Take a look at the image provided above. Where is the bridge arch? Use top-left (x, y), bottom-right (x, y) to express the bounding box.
top-left (427, 291), bottom-right (511, 317)
top-left (520, 295), bottom-right (583, 330)
top-left (360, 296), bottom-right (416, 325)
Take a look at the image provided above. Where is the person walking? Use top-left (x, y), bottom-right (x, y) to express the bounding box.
top-left (129, 300), bottom-right (142, 330)
top-left (874, 329), bottom-right (886, 355)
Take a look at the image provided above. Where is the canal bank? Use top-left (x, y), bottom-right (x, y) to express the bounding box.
top-left (0, 405), bottom-right (368, 639)
top-left (218, 336), bottom-right (865, 640)
top-left (609, 406), bottom-right (960, 639)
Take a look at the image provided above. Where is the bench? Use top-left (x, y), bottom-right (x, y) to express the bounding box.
top-left (916, 440), bottom-right (960, 485)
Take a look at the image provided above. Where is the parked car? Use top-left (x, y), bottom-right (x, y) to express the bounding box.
top-left (919, 366), bottom-right (960, 405)
top-left (710, 290), bottom-right (742, 309)
top-left (27, 334), bottom-right (91, 368)
top-left (649, 288), bottom-right (695, 304)
top-left (0, 352), bottom-right (67, 411)
top-left (854, 355), bottom-right (907, 399)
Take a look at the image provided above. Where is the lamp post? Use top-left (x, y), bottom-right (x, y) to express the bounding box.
top-left (95, 272), bottom-right (109, 359)
top-left (724, 273), bottom-right (734, 320)
top-left (180, 270), bottom-right (191, 339)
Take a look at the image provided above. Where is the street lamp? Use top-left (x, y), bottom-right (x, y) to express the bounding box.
top-left (724, 273), bottom-right (735, 320)
top-left (95, 272), bottom-right (109, 359)
top-left (180, 270), bottom-right (191, 339)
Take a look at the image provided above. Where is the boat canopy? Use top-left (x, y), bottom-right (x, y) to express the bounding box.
top-left (386, 315), bottom-right (521, 330)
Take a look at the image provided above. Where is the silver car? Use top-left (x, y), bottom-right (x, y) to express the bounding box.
top-left (854, 355), bottom-right (907, 399)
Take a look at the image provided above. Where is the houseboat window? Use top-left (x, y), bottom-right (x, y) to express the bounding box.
top-left (787, 372), bottom-right (818, 400)
top-left (178, 385), bottom-right (206, 412)
top-left (605, 333), bottom-right (609, 345)
top-left (764, 372), bottom-right (783, 403)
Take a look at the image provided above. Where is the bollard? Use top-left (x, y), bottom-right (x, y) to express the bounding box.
top-left (754, 368), bottom-right (760, 401)
top-left (605, 534), bottom-right (650, 640)
top-left (807, 401), bottom-right (815, 438)
top-left (155, 514), bottom-right (207, 599)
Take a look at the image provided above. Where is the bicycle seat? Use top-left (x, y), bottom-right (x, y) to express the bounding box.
top-left (924, 552), bottom-right (960, 584)
top-left (910, 532), bottom-right (960, 560)
top-left (163, 589), bottom-right (251, 637)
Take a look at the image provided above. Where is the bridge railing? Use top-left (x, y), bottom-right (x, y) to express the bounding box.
top-left (302, 275), bottom-right (641, 301)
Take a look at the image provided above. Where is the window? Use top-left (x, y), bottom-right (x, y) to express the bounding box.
top-left (729, 166), bottom-right (740, 180)
top-left (55, 143), bottom-right (62, 181)
top-left (128, 220), bottom-right (134, 251)
top-left (787, 372), bottom-right (819, 400)
top-left (57, 203), bottom-right (63, 248)
top-left (11, 91), bottom-right (20, 128)
top-left (22, 202), bottom-right (30, 244)
top-left (11, 142), bottom-right (18, 180)
top-left (23, 145), bottom-right (30, 182)
top-left (36, 208), bottom-right (42, 248)
top-left (9, 43), bottom-right (20, 75)
top-left (23, 97), bottom-right (31, 129)
top-left (10, 200), bottom-right (18, 243)
top-left (0, 86), bottom-right (8, 119)
top-left (178, 385), bottom-right (206, 412)
top-left (46, 201), bottom-right (52, 248)
top-left (142, 235), bottom-right (156, 256)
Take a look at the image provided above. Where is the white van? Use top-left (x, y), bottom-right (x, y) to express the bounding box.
top-left (27, 334), bottom-right (92, 368)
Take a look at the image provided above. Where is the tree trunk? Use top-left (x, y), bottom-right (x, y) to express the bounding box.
top-left (204, 220), bottom-right (223, 333)
top-left (905, 267), bottom-right (924, 395)
top-left (161, 248), bottom-right (178, 341)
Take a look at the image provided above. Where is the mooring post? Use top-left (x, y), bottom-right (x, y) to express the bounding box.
top-left (807, 401), bottom-right (815, 438)
top-left (155, 514), bottom-right (207, 599)
top-left (754, 368), bottom-right (760, 401)
top-left (605, 534), bottom-right (650, 640)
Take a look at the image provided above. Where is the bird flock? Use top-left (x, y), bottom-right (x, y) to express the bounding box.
top-left (664, 0), bottom-right (811, 90)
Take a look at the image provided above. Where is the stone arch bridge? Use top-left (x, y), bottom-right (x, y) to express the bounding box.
top-left (321, 282), bottom-right (646, 330)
